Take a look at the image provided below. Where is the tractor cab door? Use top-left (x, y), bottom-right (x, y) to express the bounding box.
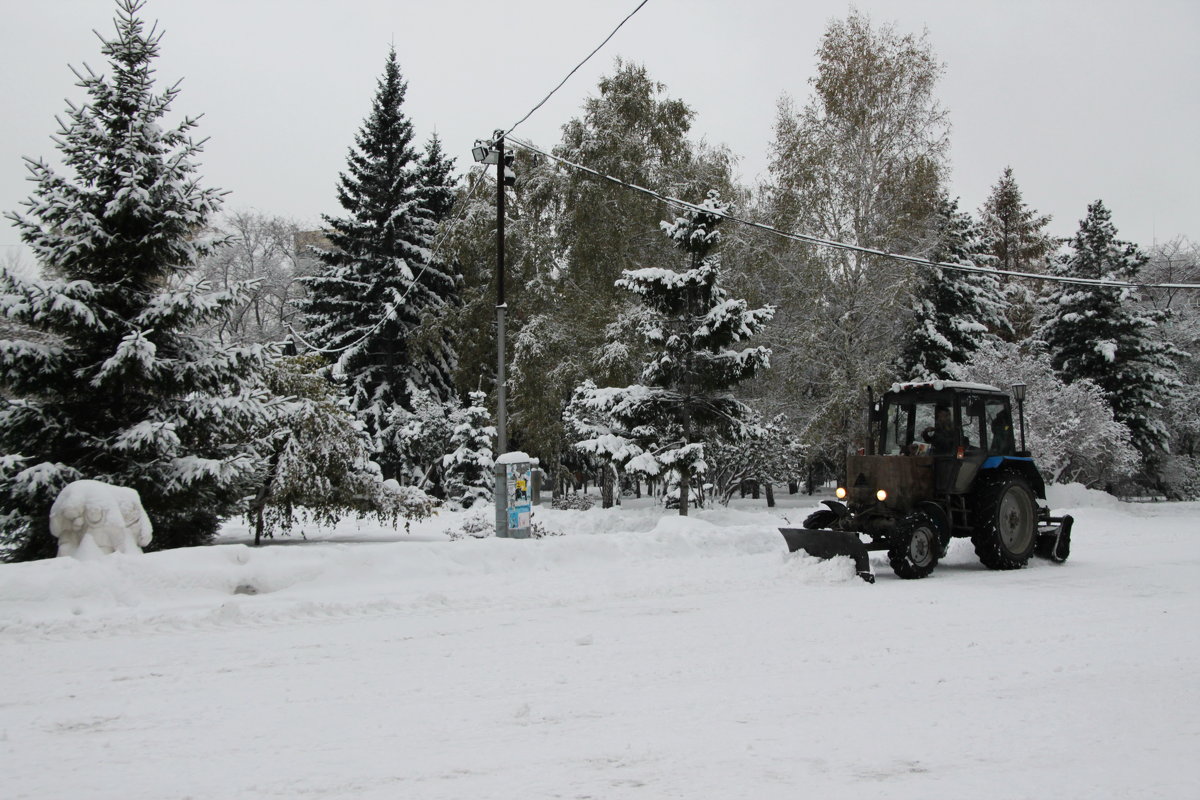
top-left (953, 393), bottom-right (1001, 492)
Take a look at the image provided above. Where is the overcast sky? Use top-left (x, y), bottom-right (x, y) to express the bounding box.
top-left (2, 0), bottom-right (1197, 265)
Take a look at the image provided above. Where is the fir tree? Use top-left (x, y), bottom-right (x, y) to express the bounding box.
top-left (577, 191), bottom-right (774, 516)
top-left (898, 196), bottom-right (1009, 379)
top-left (300, 48), bottom-right (459, 479)
top-left (978, 167), bottom-right (1056, 340)
top-left (0, 0), bottom-right (271, 560)
top-left (1038, 201), bottom-right (1183, 462)
top-left (441, 391), bottom-right (495, 510)
top-left (417, 132), bottom-right (458, 223)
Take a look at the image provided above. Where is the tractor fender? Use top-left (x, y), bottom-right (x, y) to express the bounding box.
top-left (821, 499), bottom-right (850, 518)
top-left (980, 456), bottom-right (1046, 500)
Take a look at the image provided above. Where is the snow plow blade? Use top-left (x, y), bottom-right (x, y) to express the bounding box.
top-left (1035, 514), bottom-right (1073, 563)
top-left (780, 528), bottom-right (875, 583)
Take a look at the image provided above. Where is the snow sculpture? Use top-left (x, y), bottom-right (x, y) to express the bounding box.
top-left (49, 480), bottom-right (154, 558)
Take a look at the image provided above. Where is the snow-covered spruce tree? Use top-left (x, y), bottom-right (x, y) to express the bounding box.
top-left (565, 379), bottom-right (647, 509)
top-left (583, 191), bottom-right (774, 516)
top-left (247, 355), bottom-right (435, 544)
top-left (1038, 201), bottom-right (1183, 465)
top-left (978, 167), bottom-right (1056, 341)
top-left (299, 47), bottom-right (459, 480)
top-left (0, 0), bottom-right (271, 560)
top-left (897, 195), bottom-right (1009, 380)
top-left (390, 389), bottom-right (456, 492)
top-left (441, 390), bottom-right (495, 511)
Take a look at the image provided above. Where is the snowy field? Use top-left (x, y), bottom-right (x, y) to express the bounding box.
top-left (2, 486), bottom-right (1198, 799)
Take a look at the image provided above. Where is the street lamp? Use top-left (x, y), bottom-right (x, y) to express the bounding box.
top-left (472, 141), bottom-right (500, 165)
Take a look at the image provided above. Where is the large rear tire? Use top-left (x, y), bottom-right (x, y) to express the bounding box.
top-left (972, 474), bottom-right (1037, 570)
top-left (888, 511), bottom-right (940, 579)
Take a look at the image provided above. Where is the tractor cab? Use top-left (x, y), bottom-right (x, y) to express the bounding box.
top-left (874, 381), bottom-right (1020, 495)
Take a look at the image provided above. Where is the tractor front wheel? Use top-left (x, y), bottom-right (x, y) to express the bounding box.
top-left (972, 475), bottom-right (1037, 570)
top-left (888, 511), bottom-right (940, 579)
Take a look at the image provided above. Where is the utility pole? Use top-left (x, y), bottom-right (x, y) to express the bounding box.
top-left (495, 131), bottom-right (507, 460)
top-left (475, 131), bottom-right (525, 538)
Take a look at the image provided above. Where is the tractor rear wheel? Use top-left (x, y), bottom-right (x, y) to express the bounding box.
top-left (888, 511), bottom-right (940, 579)
top-left (972, 474), bottom-right (1037, 570)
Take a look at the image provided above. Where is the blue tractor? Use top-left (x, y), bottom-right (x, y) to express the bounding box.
top-left (781, 380), bottom-right (1073, 582)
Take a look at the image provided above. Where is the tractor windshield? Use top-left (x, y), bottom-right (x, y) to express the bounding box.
top-left (881, 393), bottom-right (953, 456)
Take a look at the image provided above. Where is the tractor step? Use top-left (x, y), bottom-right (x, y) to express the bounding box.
top-left (780, 528), bottom-right (875, 583)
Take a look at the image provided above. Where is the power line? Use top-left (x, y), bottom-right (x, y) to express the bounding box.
top-left (500, 0), bottom-right (651, 142)
top-left (508, 136), bottom-right (1200, 292)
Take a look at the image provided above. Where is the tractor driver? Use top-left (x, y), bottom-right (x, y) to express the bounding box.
top-left (921, 405), bottom-right (956, 454)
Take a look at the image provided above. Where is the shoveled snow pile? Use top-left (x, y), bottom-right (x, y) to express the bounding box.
top-left (2, 486), bottom-right (1197, 799)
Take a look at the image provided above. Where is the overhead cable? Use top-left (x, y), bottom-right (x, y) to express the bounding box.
top-left (508, 137), bottom-right (1200, 292)
top-left (500, 0), bottom-right (651, 142)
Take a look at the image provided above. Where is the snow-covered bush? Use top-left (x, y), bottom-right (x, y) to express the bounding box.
top-left (705, 415), bottom-right (806, 505)
top-left (446, 508), bottom-right (562, 539)
top-left (552, 493), bottom-right (595, 511)
top-left (247, 355), bottom-right (436, 544)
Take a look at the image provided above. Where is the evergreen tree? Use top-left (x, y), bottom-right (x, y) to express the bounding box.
top-left (1038, 201), bottom-right (1183, 462)
top-left (0, 0), bottom-right (271, 559)
top-left (576, 191), bottom-right (774, 516)
top-left (978, 166), bottom-right (1056, 340)
top-left (504, 60), bottom-right (735, 478)
top-left (441, 391), bottom-right (495, 510)
top-left (300, 48), bottom-right (459, 479)
top-left (390, 389), bottom-right (457, 490)
top-left (416, 132), bottom-right (458, 222)
top-left (897, 196), bottom-right (1009, 379)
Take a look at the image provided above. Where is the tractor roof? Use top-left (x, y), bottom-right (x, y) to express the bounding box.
top-left (887, 379), bottom-right (1005, 395)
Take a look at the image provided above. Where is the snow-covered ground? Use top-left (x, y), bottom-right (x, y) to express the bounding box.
top-left (2, 486), bottom-right (1197, 799)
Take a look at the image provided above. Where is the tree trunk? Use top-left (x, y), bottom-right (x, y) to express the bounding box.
top-left (765, 482), bottom-right (775, 508)
top-left (678, 465), bottom-right (690, 516)
top-left (250, 448), bottom-right (283, 547)
top-left (601, 461), bottom-right (615, 508)
top-left (751, 481), bottom-right (760, 500)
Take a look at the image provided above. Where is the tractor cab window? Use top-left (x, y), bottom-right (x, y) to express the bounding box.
top-left (983, 397), bottom-right (1016, 455)
top-left (961, 396), bottom-right (988, 452)
top-left (882, 396), bottom-right (949, 455)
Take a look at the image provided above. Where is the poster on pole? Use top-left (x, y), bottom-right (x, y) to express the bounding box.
top-left (506, 462), bottom-right (532, 533)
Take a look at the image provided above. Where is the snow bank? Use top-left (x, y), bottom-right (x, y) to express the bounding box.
top-left (1045, 481), bottom-right (1122, 511)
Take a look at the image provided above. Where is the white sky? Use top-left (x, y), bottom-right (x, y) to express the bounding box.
top-left (2, 0), bottom-right (1197, 264)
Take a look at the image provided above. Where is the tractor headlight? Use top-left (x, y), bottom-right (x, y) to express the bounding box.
top-left (876, 489), bottom-right (888, 502)
top-left (835, 486), bottom-right (847, 500)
